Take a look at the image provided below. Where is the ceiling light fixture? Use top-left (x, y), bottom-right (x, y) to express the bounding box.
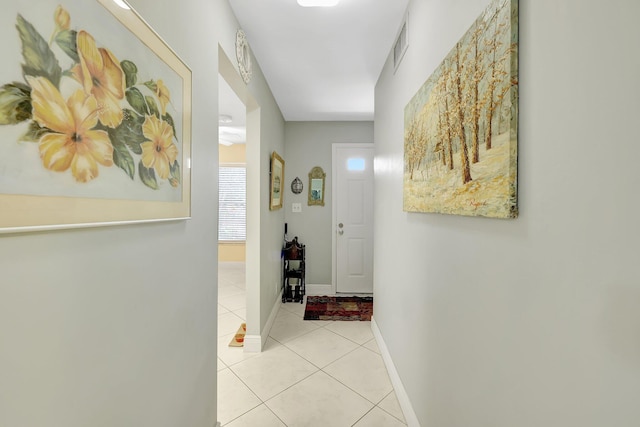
top-left (297, 0), bottom-right (340, 7)
top-left (113, 0), bottom-right (131, 9)
top-left (218, 114), bottom-right (233, 124)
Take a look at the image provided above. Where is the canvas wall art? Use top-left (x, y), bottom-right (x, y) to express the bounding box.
top-left (0, 0), bottom-right (191, 232)
top-left (403, 0), bottom-right (518, 218)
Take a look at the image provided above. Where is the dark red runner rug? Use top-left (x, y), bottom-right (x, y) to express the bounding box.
top-left (303, 296), bottom-right (373, 321)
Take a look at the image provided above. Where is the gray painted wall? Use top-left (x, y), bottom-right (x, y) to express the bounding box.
top-left (284, 122), bottom-right (373, 285)
top-left (374, 0), bottom-right (640, 425)
top-left (0, 0), bottom-right (285, 425)
top-left (254, 74), bottom-right (287, 330)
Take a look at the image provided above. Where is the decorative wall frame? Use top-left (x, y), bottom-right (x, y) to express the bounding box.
top-left (308, 166), bottom-right (325, 206)
top-left (270, 151), bottom-right (284, 210)
top-left (403, 0), bottom-right (518, 218)
top-left (236, 29), bottom-right (252, 84)
top-left (0, 0), bottom-right (192, 233)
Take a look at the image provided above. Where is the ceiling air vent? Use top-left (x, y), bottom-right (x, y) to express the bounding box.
top-left (393, 13), bottom-right (409, 72)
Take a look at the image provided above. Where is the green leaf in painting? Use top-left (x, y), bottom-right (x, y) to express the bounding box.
top-left (111, 137), bottom-right (135, 180)
top-left (121, 60), bottom-right (138, 88)
top-left (54, 29), bottom-right (79, 63)
top-left (0, 82), bottom-right (32, 125)
top-left (126, 87), bottom-right (148, 116)
top-left (16, 14), bottom-right (62, 87)
top-left (139, 160), bottom-right (159, 190)
top-left (19, 121), bottom-right (49, 143)
top-left (145, 96), bottom-right (160, 118)
top-left (107, 109), bottom-right (145, 155)
top-left (143, 80), bottom-right (157, 92)
top-left (163, 112), bottom-right (178, 141)
top-left (169, 160), bottom-right (181, 188)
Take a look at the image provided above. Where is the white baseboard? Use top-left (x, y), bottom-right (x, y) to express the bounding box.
top-left (244, 290), bottom-right (282, 353)
top-left (306, 283), bottom-right (334, 296)
top-left (371, 317), bottom-right (420, 427)
top-left (243, 334), bottom-right (261, 353)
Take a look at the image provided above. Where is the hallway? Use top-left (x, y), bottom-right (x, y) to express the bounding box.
top-left (217, 263), bottom-right (407, 426)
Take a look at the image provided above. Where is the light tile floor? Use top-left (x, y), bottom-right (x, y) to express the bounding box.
top-left (217, 262), bottom-right (407, 427)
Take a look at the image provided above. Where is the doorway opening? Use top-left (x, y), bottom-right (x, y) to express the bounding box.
top-left (217, 71), bottom-right (247, 352)
top-left (217, 45), bottom-right (262, 355)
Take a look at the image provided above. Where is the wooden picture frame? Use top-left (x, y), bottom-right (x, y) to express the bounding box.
top-left (0, 0), bottom-right (192, 233)
top-left (270, 151), bottom-right (284, 210)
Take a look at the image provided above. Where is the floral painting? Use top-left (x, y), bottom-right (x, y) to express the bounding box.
top-left (0, 0), bottom-right (191, 231)
top-left (403, 0), bottom-right (518, 218)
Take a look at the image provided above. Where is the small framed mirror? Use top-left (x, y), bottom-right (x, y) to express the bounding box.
top-left (308, 166), bottom-right (325, 206)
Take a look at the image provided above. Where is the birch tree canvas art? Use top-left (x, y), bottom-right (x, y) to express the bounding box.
top-left (403, 0), bottom-right (518, 218)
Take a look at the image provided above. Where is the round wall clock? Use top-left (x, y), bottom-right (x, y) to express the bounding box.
top-left (235, 29), bottom-right (252, 84)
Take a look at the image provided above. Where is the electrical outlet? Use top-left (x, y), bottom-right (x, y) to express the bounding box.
top-left (292, 203), bottom-right (302, 213)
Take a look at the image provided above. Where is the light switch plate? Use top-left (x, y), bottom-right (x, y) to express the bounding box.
top-left (292, 203), bottom-right (302, 213)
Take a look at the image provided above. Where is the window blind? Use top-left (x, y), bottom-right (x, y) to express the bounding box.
top-left (218, 164), bottom-right (246, 241)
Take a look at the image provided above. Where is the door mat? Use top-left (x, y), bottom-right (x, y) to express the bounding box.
top-left (303, 296), bottom-right (373, 321)
top-left (228, 323), bottom-right (246, 347)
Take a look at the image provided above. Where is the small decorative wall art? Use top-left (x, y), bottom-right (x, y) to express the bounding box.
top-left (291, 177), bottom-right (303, 194)
top-left (308, 166), bottom-right (325, 206)
top-left (235, 29), bottom-right (252, 84)
top-left (0, 0), bottom-right (192, 232)
top-left (270, 151), bottom-right (284, 210)
top-left (403, 0), bottom-right (518, 218)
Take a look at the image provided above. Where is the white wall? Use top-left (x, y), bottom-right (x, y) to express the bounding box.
top-left (374, 0), bottom-right (640, 425)
top-left (284, 122), bottom-right (374, 285)
top-left (0, 0), bottom-right (285, 425)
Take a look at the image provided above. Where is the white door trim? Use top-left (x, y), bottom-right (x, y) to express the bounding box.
top-left (332, 143), bottom-right (374, 294)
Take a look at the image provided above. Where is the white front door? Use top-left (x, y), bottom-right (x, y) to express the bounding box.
top-left (333, 144), bottom-right (374, 294)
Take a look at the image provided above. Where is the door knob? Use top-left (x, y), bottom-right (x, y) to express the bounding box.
top-left (338, 223), bottom-right (343, 228)
top-left (338, 230), bottom-right (344, 235)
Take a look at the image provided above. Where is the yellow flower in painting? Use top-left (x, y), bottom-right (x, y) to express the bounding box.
top-left (140, 115), bottom-right (178, 180)
top-left (155, 79), bottom-right (170, 115)
top-left (50, 5), bottom-right (70, 45)
top-left (54, 5), bottom-right (70, 31)
top-left (72, 30), bottom-right (125, 128)
top-left (27, 76), bottom-right (114, 183)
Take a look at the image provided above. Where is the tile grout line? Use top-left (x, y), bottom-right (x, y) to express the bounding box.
top-left (220, 266), bottom-right (401, 426)
top-left (376, 390), bottom-right (409, 425)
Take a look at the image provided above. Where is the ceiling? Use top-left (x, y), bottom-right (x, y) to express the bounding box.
top-left (221, 0), bottom-right (409, 131)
